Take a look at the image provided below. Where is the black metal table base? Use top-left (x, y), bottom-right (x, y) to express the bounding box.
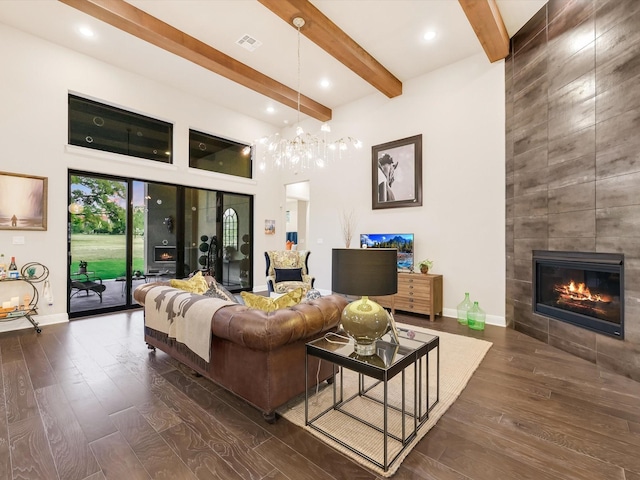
top-left (305, 333), bottom-right (439, 472)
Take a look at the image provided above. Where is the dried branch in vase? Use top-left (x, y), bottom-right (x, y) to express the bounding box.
top-left (340, 209), bottom-right (358, 248)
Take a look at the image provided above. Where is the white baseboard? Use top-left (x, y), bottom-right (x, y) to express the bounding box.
top-left (0, 313), bottom-right (69, 333)
top-left (442, 308), bottom-right (506, 327)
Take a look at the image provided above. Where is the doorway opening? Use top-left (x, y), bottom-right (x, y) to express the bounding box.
top-left (285, 181), bottom-right (309, 251)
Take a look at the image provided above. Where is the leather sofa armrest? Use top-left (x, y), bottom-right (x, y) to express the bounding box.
top-left (211, 294), bottom-right (348, 351)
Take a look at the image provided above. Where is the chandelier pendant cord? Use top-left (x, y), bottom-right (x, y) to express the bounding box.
top-left (255, 16), bottom-right (361, 172)
top-left (296, 20), bottom-right (302, 127)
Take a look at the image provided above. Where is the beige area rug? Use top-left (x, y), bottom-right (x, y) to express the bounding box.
top-left (277, 323), bottom-right (492, 477)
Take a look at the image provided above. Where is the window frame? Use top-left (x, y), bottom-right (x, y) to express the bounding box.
top-left (189, 129), bottom-right (253, 179)
top-left (68, 94), bottom-right (173, 164)
top-left (222, 207), bottom-right (239, 252)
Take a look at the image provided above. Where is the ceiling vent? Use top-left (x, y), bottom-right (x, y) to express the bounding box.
top-left (236, 34), bottom-right (262, 52)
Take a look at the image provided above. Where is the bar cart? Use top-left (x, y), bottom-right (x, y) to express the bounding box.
top-left (0, 262), bottom-right (49, 333)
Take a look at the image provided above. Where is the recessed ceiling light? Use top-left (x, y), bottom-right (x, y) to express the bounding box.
top-left (423, 31), bottom-right (437, 41)
top-left (78, 26), bottom-right (95, 38)
top-left (266, 106), bottom-right (275, 114)
top-left (319, 78), bottom-right (331, 89)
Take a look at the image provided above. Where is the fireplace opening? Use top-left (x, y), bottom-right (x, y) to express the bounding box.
top-left (154, 246), bottom-right (176, 263)
top-left (532, 251), bottom-right (624, 339)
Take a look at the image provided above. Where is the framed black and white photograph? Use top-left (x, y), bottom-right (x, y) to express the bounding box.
top-left (0, 171), bottom-right (48, 230)
top-left (372, 134), bottom-right (422, 210)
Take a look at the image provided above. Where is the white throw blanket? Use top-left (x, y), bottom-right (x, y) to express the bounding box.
top-left (143, 286), bottom-right (235, 362)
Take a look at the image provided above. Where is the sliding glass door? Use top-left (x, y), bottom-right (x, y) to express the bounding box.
top-left (221, 193), bottom-right (252, 288)
top-left (68, 173), bottom-right (130, 316)
top-left (69, 171), bottom-right (253, 318)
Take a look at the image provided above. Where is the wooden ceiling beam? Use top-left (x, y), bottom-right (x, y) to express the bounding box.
top-left (58, 0), bottom-right (332, 121)
top-left (257, 0), bottom-right (402, 98)
top-left (458, 0), bottom-right (510, 62)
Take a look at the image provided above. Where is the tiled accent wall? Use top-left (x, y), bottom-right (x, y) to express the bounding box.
top-left (505, 0), bottom-right (640, 380)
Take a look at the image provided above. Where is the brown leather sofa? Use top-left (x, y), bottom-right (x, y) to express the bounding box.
top-left (133, 284), bottom-right (347, 422)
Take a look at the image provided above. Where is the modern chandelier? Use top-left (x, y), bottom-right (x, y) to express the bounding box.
top-left (257, 17), bottom-right (362, 172)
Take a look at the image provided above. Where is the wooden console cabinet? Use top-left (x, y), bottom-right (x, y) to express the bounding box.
top-left (372, 273), bottom-right (443, 322)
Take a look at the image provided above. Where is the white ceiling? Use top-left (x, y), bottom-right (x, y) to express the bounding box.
top-left (0, 0), bottom-right (546, 127)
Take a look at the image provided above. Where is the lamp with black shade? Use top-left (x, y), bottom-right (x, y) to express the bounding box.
top-left (332, 248), bottom-right (398, 355)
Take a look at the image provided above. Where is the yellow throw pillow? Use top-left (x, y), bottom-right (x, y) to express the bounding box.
top-left (170, 271), bottom-right (209, 294)
top-left (241, 288), bottom-right (304, 312)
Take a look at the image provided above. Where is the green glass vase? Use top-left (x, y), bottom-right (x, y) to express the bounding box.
top-left (467, 301), bottom-right (486, 331)
top-left (456, 292), bottom-right (473, 326)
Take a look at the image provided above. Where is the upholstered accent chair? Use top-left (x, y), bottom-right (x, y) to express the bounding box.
top-left (265, 250), bottom-right (315, 294)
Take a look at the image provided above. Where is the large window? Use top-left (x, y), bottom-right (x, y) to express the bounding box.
top-left (189, 129), bottom-right (253, 178)
top-left (68, 94), bottom-right (173, 163)
top-left (223, 208), bottom-right (238, 251)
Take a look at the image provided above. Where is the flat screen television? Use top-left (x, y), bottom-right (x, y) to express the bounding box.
top-left (360, 233), bottom-right (414, 271)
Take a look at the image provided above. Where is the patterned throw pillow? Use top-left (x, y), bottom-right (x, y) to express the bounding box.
top-left (203, 279), bottom-right (237, 303)
top-left (306, 289), bottom-right (322, 300)
top-left (240, 288), bottom-right (304, 312)
top-left (170, 271), bottom-right (209, 294)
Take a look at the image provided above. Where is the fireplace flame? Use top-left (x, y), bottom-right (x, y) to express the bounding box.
top-left (555, 281), bottom-right (610, 303)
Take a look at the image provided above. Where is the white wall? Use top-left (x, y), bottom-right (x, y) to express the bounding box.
top-left (0, 24), bottom-right (506, 330)
top-left (273, 53), bottom-right (506, 325)
top-left (0, 24), bottom-right (281, 330)
top-left (285, 200), bottom-right (298, 232)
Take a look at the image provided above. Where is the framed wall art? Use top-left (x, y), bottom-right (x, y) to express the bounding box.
top-left (265, 219), bottom-right (275, 235)
top-left (0, 171), bottom-right (48, 230)
top-left (372, 134), bottom-right (422, 210)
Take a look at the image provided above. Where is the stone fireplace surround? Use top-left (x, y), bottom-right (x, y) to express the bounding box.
top-left (505, 0), bottom-right (640, 380)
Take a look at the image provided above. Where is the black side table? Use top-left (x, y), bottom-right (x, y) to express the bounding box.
top-left (305, 330), bottom-right (439, 472)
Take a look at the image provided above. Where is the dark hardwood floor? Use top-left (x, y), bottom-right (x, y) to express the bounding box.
top-left (1, 309), bottom-right (639, 480)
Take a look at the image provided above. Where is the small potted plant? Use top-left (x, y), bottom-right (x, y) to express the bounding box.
top-left (78, 260), bottom-right (88, 274)
top-left (418, 259), bottom-right (433, 274)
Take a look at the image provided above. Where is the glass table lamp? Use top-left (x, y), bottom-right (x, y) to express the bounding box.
top-left (332, 248), bottom-right (398, 355)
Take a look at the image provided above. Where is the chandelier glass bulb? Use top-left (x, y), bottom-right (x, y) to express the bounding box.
top-left (258, 130), bottom-right (361, 172)
top-left (255, 17), bottom-right (361, 173)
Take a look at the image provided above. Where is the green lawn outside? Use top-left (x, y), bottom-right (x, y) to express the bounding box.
top-left (71, 234), bottom-right (144, 280)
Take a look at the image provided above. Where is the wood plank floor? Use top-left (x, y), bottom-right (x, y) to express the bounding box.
top-left (0, 310), bottom-right (639, 480)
